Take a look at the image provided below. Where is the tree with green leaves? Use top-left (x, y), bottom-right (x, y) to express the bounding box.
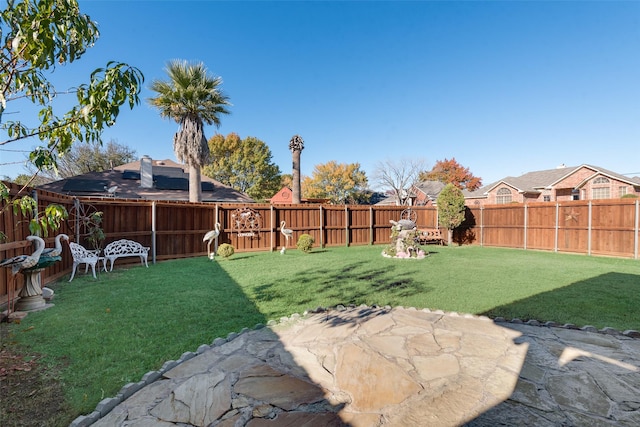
top-left (302, 161), bottom-right (369, 204)
top-left (436, 183), bottom-right (466, 245)
top-left (148, 60), bottom-right (230, 202)
top-left (0, 0), bottom-right (143, 238)
top-left (203, 133), bottom-right (281, 201)
top-left (0, 0), bottom-right (143, 178)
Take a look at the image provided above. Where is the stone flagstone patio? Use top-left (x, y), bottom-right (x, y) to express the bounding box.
top-left (73, 306), bottom-right (640, 427)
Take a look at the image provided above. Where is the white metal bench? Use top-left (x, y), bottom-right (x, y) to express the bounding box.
top-left (103, 239), bottom-right (150, 271)
top-left (68, 242), bottom-right (105, 282)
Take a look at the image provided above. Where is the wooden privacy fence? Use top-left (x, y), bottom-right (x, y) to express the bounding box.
top-left (462, 199), bottom-right (640, 258)
top-left (1, 184), bottom-right (439, 307)
top-left (3, 181), bottom-right (640, 309)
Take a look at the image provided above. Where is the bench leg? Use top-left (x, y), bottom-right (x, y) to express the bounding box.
top-left (69, 263), bottom-right (78, 282)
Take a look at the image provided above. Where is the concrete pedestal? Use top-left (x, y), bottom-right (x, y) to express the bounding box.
top-left (15, 268), bottom-right (47, 312)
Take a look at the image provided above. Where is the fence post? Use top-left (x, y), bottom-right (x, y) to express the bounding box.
top-left (151, 201), bottom-right (157, 264)
top-left (480, 206), bottom-right (484, 246)
top-left (635, 200), bottom-right (639, 260)
top-left (270, 205), bottom-right (274, 252)
top-left (524, 204), bottom-right (528, 250)
top-left (345, 205), bottom-right (349, 247)
top-left (74, 198), bottom-right (81, 243)
top-left (587, 201), bottom-right (592, 256)
top-left (320, 205), bottom-right (324, 248)
top-left (369, 206), bottom-right (373, 245)
top-left (554, 203), bottom-right (559, 252)
top-left (30, 189), bottom-right (38, 224)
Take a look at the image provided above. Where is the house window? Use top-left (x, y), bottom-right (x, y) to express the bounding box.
top-left (591, 176), bottom-right (610, 199)
top-left (592, 187), bottom-right (610, 199)
top-left (572, 189), bottom-right (580, 200)
top-left (593, 177), bottom-right (610, 184)
top-left (543, 195), bottom-right (551, 202)
top-left (619, 186), bottom-right (627, 197)
top-left (496, 187), bottom-right (512, 204)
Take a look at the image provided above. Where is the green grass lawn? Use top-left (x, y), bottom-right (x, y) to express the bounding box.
top-left (2, 244), bottom-right (640, 424)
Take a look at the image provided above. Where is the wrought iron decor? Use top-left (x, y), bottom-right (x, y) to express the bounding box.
top-left (400, 208), bottom-right (417, 223)
top-left (231, 208), bottom-right (262, 237)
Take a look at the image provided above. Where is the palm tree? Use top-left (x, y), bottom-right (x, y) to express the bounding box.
top-left (289, 134), bottom-right (304, 204)
top-left (148, 60), bottom-right (230, 202)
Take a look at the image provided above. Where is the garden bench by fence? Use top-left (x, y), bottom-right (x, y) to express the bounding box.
top-left (103, 239), bottom-right (150, 271)
top-left (417, 228), bottom-right (446, 245)
top-left (68, 242), bottom-right (105, 282)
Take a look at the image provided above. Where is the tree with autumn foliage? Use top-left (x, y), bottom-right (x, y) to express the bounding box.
top-left (302, 161), bottom-right (369, 204)
top-left (419, 158), bottom-right (482, 191)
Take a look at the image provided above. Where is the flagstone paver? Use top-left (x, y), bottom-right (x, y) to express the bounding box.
top-left (78, 306), bottom-right (640, 427)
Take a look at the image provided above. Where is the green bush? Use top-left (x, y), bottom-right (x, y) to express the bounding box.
top-left (217, 243), bottom-right (235, 259)
top-left (296, 234), bottom-right (314, 253)
top-left (621, 194), bottom-right (638, 199)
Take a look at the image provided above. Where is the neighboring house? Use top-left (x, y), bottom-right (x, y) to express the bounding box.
top-left (38, 157), bottom-right (254, 203)
top-left (375, 181), bottom-right (445, 206)
top-left (270, 187), bottom-right (329, 204)
top-left (464, 164), bottom-right (640, 206)
top-left (409, 181), bottom-right (446, 206)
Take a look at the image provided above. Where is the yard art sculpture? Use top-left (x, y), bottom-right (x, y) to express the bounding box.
top-left (42, 233), bottom-right (69, 257)
top-left (0, 234), bottom-right (65, 315)
top-left (203, 223), bottom-right (221, 260)
top-left (382, 219), bottom-right (427, 259)
top-left (280, 220), bottom-right (294, 254)
top-left (231, 208), bottom-right (261, 238)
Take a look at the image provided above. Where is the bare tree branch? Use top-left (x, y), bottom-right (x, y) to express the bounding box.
top-left (373, 158), bottom-right (426, 205)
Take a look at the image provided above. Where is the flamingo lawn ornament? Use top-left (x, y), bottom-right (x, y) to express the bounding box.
top-left (42, 234), bottom-right (69, 258)
top-left (280, 221), bottom-right (293, 254)
top-left (203, 223), bottom-right (221, 259)
top-left (0, 235), bottom-right (46, 275)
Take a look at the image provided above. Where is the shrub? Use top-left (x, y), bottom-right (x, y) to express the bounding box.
top-left (217, 243), bottom-right (235, 259)
top-left (621, 194), bottom-right (638, 199)
top-left (296, 234), bottom-right (314, 253)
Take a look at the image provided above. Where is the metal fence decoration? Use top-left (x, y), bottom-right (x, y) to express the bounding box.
top-left (400, 208), bottom-right (417, 223)
top-left (230, 207), bottom-right (262, 238)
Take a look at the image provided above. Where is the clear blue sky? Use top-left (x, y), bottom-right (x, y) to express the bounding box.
top-left (2, 0), bottom-right (639, 188)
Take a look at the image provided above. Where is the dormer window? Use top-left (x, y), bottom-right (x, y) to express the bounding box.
top-left (593, 177), bottom-right (609, 184)
top-left (496, 187), bottom-right (512, 204)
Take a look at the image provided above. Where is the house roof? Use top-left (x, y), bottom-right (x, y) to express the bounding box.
top-left (464, 164), bottom-right (640, 198)
top-left (413, 181), bottom-right (446, 198)
top-left (38, 159), bottom-right (254, 203)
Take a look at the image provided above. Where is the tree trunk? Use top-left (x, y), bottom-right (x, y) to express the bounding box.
top-left (448, 228), bottom-right (453, 246)
top-left (292, 150), bottom-right (301, 204)
top-left (189, 163), bottom-right (202, 203)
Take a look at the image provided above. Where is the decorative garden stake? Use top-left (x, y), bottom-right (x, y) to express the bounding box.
top-left (203, 222), bottom-right (221, 260)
